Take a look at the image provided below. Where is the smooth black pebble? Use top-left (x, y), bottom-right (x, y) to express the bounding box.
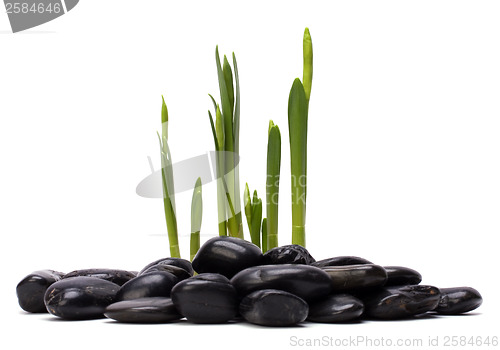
top-left (192, 236), bottom-right (263, 278)
top-left (434, 287), bottom-right (482, 315)
top-left (384, 266), bottom-right (422, 286)
top-left (308, 294), bottom-right (364, 323)
top-left (104, 297), bottom-right (182, 323)
top-left (139, 257), bottom-right (194, 276)
top-left (239, 289), bottom-right (309, 326)
top-left (140, 264), bottom-right (191, 281)
top-left (262, 244), bottom-right (315, 265)
top-left (16, 270), bottom-right (65, 313)
top-left (362, 285), bottom-right (441, 320)
top-left (312, 256), bottom-right (373, 268)
top-left (322, 264), bottom-right (387, 291)
top-left (44, 276), bottom-right (119, 320)
top-left (63, 269), bottom-right (136, 286)
top-left (116, 271), bottom-right (178, 301)
top-left (171, 273), bottom-right (238, 323)
top-left (230, 264), bottom-right (332, 301)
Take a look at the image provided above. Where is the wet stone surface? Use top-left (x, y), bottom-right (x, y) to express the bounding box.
top-left (321, 264), bottom-right (388, 292)
top-left (262, 245), bottom-right (316, 265)
top-left (361, 285), bottom-right (441, 320)
top-left (138, 257), bottom-right (194, 277)
top-left (116, 271), bottom-right (178, 301)
top-left (192, 236), bottom-right (264, 278)
top-left (104, 297), bottom-right (182, 323)
top-left (140, 264), bottom-right (191, 281)
top-left (384, 266), bottom-right (422, 286)
top-left (239, 289), bottom-right (309, 326)
top-left (63, 269), bottom-right (137, 286)
top-left (312, 256), bottom-right (373, 268)
top-left (16, 270), bottom-right (65, 313)
top-left (231, 264), bottom-right (332, 301)
top-left (308, 294), bottom-right (364, 323)
top-left (434, 287), bottom-right (483, 315)
top-left (171, 273), bottom-right (238, 323)
top-left (44, 276), bottom-right (119, 320)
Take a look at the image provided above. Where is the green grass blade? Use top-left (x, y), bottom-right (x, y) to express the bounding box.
top-left (232, 52), bottom-right (243, 239)
top-left (244, 182), bottom-right (252, 234)
top-left (261, 218), bottom-right (268, 253)
top-left (161, 95), bottom-right (168, 138)
top-left (288, 78), bottom-right (308, 247)
top-left (190, 177), bottom-right (203, 261)
top-left (223, 55), bottom-right (234, 115)
top-left (266, 121), bottom-right (281, 250)
top-left (303, 28), bottom-right (313, 104)
top-left (215, 106), bottom-right (228, 236)
top-left (250, 190), bottom-right (262, 248)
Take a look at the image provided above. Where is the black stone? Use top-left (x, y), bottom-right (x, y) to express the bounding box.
top-left (362, 285), bottom-right (441, 320)
top-left (140, 265), bottom-right (191, 281)
top-left (192, 236), bottom-right (264, 278)
top-left (63, 269), bottom-right (136, 286)
top-left (312, 256), bottom-right (373, 268)
top-left (104, 297), bottom-right (182, 323)
top-left (384, 266), bottom-right (422, 286)
top-left (44, 276), bottom-right (119, 320)
top-left (434, 287), bottom-right (483, 315)
top-left (239, 289), bottom-right (309, 326)
top-left (262, 245), bottom-right (315, 265)
top-left (138, 257), bottom-right (194, 276)
top-left (16, 270), bottom-right (65, 313)
top-left (116, 271), bottom-right (178, 301)
top-left (230, 264), bottom-right (332, 301)
top-left (308, 294), bottom-right (364, 323)
top-left (321, 264), bottom-right (388, 292)
top-left (171, 273), bottom-right (238, 323)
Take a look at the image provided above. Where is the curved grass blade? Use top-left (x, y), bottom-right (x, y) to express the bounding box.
top-left (190, 177), bottom-right (203, 261)
top-left (266, 121), bottom-right (281, 250)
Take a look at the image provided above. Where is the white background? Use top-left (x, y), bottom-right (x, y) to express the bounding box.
top-left (1, 1), bottom-right (499, 349)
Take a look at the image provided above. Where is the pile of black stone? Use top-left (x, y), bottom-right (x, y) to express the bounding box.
top-left (16, 237), bottom-right (482, 326)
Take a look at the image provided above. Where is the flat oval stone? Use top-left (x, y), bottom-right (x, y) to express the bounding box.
top-left (16, 270), bottom-right (65, 313)
top-left (262, 245), bottom-right (315, 265)
top-left (362, 285), bottom-right (441, 319)
top-left (434, 287), bottom-right (483, 315)
top-left (308, 294), bottom-right (364, 323)
top-left (116, 272), bottom-right (178, 301)
top-left (104, 297), bottom-right (182, 323)
top-left (63, 269), bottom-right (136, 286)
top-left (192, 236), bottom-right (264, 278)
top-left (138, 257), bottom-right (194, 276)
top-left (312, 256), bottom-right (373, 268)
top-left (171, 273), bottom-right (238, 323)
top-left (44, 276), bottom-right (119, 320)
top-left (322, 264), bottom-right (387, 291)
top-left (230, 264), bottom-right (332, 301)
top-left (140, 265), bottom-right (191, 281)
top-left (384, 266), bottom-right (422, 286)
top-left (239, 289), bottom-right (309, 326)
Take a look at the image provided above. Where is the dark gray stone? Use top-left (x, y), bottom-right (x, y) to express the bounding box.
top-left (434, 287), bottom-right (483, 315)
top-left (312, 256), bottom-right (373, 268)
top-left (116, 272), bottom-right (178, 301)
top-left (104, 297), bottom-right (182, 323)
top-left (322, 264), bottom-right (387, 291)
top-left (16, 270), bottom-right (64, 313)
top-left (384, 266), bottom-right (422, 286)
top-left (308, 294), bottom-right (364, 323)
top-left (262, 245), bottom-right (315, 265)
top-left (63, 269), bottom-right (136, 286)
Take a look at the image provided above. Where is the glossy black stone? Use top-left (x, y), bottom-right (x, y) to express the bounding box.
top-left (44, 276), bottom-right (119, 320)
top-left (140, 264), bottom-right (191, 281)
top-left (384, 266), bottom-right (422, 286)
top-left (104, 297), bottom-right (182, 323)
top-left (362, 285), bottom-right (441, 320)
top-left (16, 270), bottom-right (65, 313)
top-left (116, 271), bottom-right (178, 301)
top-left (239, 289), bottom-right (309, 326)
top-left (312, 256), bottom-right (373, 268)
top-left (322, 264), bottom-right (387, 291)
top-left (138, 257), bottom-right (194, 276)
top-left (192, 236), bottom-right (264, 278)
top-left (230, 264), bottom-right (332, 301)
top-left (308, 294), bottom-right (364, 323)
top-left (262, 245), bottom-right (315, 265)
top-left (434, 287), bottom-right (483, 315)
top-left (171, 273), bottom-right (238, 323)
top-left (63, 269), bottom-right (136, 286)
